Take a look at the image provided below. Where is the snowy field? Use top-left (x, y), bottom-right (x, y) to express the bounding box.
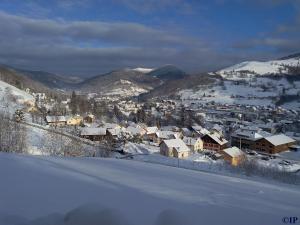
top-left (180, 56), bottom-right (300, 110)
top-left (0, 153), bottom-right (300, 225)
top-left (218, 58), bottom-right (300, 78)
top-left (179, 78), bottom-right (300, 110)
top-left (26, 125), bottom-right (96, 156)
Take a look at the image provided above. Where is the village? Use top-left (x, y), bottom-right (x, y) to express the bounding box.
top-left (1, 2), bottom-right (300, 224)
top-left (18, 88), bottom-right (300, 175)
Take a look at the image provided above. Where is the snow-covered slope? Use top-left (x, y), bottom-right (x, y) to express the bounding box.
top-left (132, 67), bottom-right (154, 73)
top-left (218, 58), bottom-right (300, 79)
top-left (0, 80), bottom-right (34, 113)
top-left (102, 79), bottom-right (150, 97)
top-left (0, 80), bottom-right (33, 101)
top-left (0, 153), bottom-right (299, 225)
top-left (178, 56), bottom-right (300, 109)
top-left (179, 78), bottom-right (300, 109)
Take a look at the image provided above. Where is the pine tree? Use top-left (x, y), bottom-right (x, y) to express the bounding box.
top-left (70, 91), bottom-right (78, 115)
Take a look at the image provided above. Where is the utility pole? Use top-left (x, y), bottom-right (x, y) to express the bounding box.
top-left (240, 137), bottom-right (242, 150)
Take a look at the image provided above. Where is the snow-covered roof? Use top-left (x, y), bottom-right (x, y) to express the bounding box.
top-left (46, 116), bottom-right (66, 123)
top-left (223, 147), bottom-right (244, 158)
top-left (126, 126), bottom-right (145, 136)
top-left (163, 139), bottom-right (190, 152)
top-left (265, 134), bottom-right (295, 146)
top-left (191, 126), bottom-right (210, 135)
top-left (191, 125), bottom-right (203, 131)
top-left (183, 137), bottom-right (200, 146)
top-left (102, 123), bottom-right (120, 129)
top-left (205, 133), bottom-right (228, 145)
top-left (232, 126), bottom-right (271, 140)
top-left (280, 120), bottom-right (293, 124)
top-left (212, 124), bottom-right (223, 132)
top-left (160, 126), bottom-right (180, 132)
top-left (156, 131), bottom-right (179, 139)
top-left (107, 128), bottom-right (123, 136)
top-left (81, 127), bottom-right (106, 136)
top-left (66, 115), bottom-right (82, 120)
top-left (233, 130), bottom-right (263, 140)
top-left (146, 126), bottom-right (158, 134)
top-left (181, 128), bottom-right (192, 136)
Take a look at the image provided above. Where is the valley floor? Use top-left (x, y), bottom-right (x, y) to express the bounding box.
top-left (0, 153), bottom-right (299, 225)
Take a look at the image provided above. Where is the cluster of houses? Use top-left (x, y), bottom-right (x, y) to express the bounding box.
top-left (35, 93), bottom-right (299, 167)
top-left (158, 125), bottom-right (296, 165)
top-left (45, 114), bottom-right (94, 127)
top-left (58, 117), bottom-right (296, 166)
top-left (157, 126), bottom-right (245, 166)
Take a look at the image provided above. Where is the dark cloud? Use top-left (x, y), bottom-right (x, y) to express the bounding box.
top-left (0, 11), bottom-right (197, 47)
top-left (0, 11), bottom-right (216, 76)
top-left (0, 0), bottom-right (298, 77)
top-left (233, 38), bottom-right (300, 54)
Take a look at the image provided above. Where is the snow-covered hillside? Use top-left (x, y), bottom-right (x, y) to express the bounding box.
top-left (102, 79), bottom-right (150, 97)
top-left (0, 80), bottom-right (33, 101)
top-left (0, 153), bottom-right (299, 225)
top-left (179, 56), bottom-right (300, 110)
top-left (0, 80), bottom-right (34, 113)
top-left (218, 57), bottom-right (300, 80)
top-left (179, 78), bottom-right (300, 109)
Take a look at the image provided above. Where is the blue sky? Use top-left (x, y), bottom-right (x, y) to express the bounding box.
top-left (0, 0), bottom-right (299, 76)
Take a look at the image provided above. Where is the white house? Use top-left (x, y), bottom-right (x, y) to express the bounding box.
top-left (160, 139), bottom-right (190, 158)
top-left (183, 137), bottom-right (203, 152)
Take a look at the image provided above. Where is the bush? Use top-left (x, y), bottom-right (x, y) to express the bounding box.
top-left (237, 158), bottom-right (299, 185)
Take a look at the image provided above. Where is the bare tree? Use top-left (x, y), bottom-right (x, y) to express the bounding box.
top-left (0, 110), bottom-right (27, 153)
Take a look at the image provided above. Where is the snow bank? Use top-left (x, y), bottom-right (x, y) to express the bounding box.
top-left (0, 153), bottom-right (299, 225)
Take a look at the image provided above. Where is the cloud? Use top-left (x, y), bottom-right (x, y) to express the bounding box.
top-left (1, 0), bottom-right (297, 77)
top-left (0, 11), bottom-right (221, 76)
top-left (233, 37), bottom-right (300, 56)
top-left (0, 11), bottom-right (196, 47)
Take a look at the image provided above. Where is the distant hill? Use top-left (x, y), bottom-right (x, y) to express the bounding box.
top-left (217, 56), bottom-right (300, 80)
top-left (13, 68), bottom-right (83, 90)
top-left (0, 65), bottom-right (66, 98)
top-left (79, 65), bottom-right (190, 98)
top-left (1, 64), bottom-right (189, 98)
top-left (79, 68), bottom-right (160, 97)
top-left (146, 65), bottom-right (187, 80)
top-left (139, 73), bottom-right (217, 100)
top-left (0, 64), bottom-right (216, 99)
top-left (279, 52), bottom-right (300, 60)
top-left (177, 55), bottom-right (300, 110)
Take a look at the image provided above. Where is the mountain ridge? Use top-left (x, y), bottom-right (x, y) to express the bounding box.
top-left (1, 52), bottom-right (299, 99)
